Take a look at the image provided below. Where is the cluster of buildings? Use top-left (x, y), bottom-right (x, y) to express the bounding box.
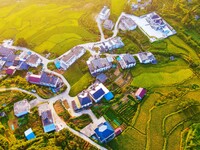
top-left (80, 116), bottom-right (120, 143)
top-left (93, 37), bottom-right (124, 53)
top-left (26, 72), bottom-right (63, 91)
top-left (118, 16), bottom-right (137, 31)
top-left (14, 100), bottom-right (56, 140)
top-left (55, 46), bottom-right (86, 70)
top-left (98, 6), bottom-right (115, 30)
top-left (0, 46), bottom-right (42, 75)
top-left (86, 52), bottom-right (156, 77)
top-left (72, 82), bottom-right (114, 112)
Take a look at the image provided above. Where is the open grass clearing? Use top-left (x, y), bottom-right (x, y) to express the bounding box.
top-left (69, 72), bottom-right (94, 97)
top-left (111, 0), bottom-right (127, 17)
top-left (131, 69), bottom-right (193, 88)
top-left (0, 0), bottom-right (100, 56)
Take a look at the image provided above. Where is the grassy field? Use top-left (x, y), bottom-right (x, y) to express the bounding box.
top-left (111, 0), bottom-right (127, 17)
top-left (108, 127), bottom-right (146, 150)
top-left (132, 69), bottom-right (193, 88)
top-left (0, 0), bottom-right (101, 56)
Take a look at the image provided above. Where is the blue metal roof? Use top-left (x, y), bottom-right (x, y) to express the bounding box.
top-left (43, 124), bottom-right (56, 133)
top-left (54, 60), bottom-right (61, 69)
top-left (92, 88), bottom-right (105, 100)
top-left (78, 96), bottom-right (92, 106)
top-left (104, 92), bottom-right (114, 101)
top-left (25, 132), bottom-right (36, 140)
top-left (40, 72), bottom-right (58, 87)
top-left (94, 122), bottom-right (115, 143)
top-left (96, 73), bottom-right (107, 83)
top-left (19, 62), bottom-right (29, 70)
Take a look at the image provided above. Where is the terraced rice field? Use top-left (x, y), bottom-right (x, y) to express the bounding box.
top-left (0, 0), bottom-right (101, 56)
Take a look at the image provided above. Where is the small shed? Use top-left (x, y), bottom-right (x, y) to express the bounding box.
top-left (96, 73), bottom-right (108, 83)
top-left (104, 92), bottom-right (114, 101)
top-left (6, 66), bottom-right (16, 75)
top-left (115, 127), bottom-right (122, 136)
top-left (24, 128), bottom-right (36, 140)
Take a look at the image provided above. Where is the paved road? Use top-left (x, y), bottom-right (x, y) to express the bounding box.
top-left (112, 12), bottom-right (125, 37)
top-left (96, 17), bottom-right (105, 41)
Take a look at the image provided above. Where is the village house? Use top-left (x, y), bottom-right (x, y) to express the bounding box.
top-left (137, 52), bottom-right (157, 64)
top-left (26, 54), bottom-right (42, 67)
top-left (73, 91), bottom-right (93, 112)
top-left (88, 82), bottom-right (110, 103)
top-left (19, 61), bottom-right (29, 70)
top-left (5, 54), bottom-right (16, 67)
top-left (87, 57), bottom-right (112, 76)
top-left (27, 74), bottom-right (41, 84)
top-left (38, 103), bottom-right (56, 133)
top-left (58, 46), bottom-right (86, 70)
top-left (80, 116), bottom-right (115, 143)
top-left (117, 54), bottom-right (136, 69)
top-left (40, 72), bottom-right (62, 88)
top-left (103, 19), bottom-right (114, 30)
top-left (13, 56), bottom-right (20, 66)
top-left (6, 66), bottom-right (17, 75)
top-left (135, 88), bottom-right (147, 100)
top-left (95, 121), bottom-right (115, 143)
top-left (14, 99), bottom-right (30, 117)
top-left (119, 16), bottom-right (137, 31)
top-left (24, 128), bottom-right (36, 140)
top-left (19, 51), bottom-right (31, 62)
top-left (0, 46), bottom-right (15, 58)
top-left (93, 37), bottom-right (124, 53)
top-left (27, 72), bottom-right (62, 88)
top-left (98, 6), bottom-right (110, 20)
top-left (146, 12), bottom-right (166, 31)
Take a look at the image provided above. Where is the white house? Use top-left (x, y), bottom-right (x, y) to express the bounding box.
top-left (137, 52), bottom-right (157, 64)
top-left (88, 83), bottom-right (108, 103)
top-left (87, 57), bottom-right (112, 76)
top-left (26, 54), bottom-right (42, 67)
top-left (59, 46), bottom-right (86, 70)
top-left (99, 6), bottom-right (110, 20)
top-left (118, 54), bottom-right (136, 69)
top-left (119, 16), bottom-right (137, 31)
top-left (103, 19), bottom-right (114, 30)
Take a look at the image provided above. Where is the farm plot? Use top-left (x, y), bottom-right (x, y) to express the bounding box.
top-left (69, 114), bottom-right (92, 130)
top-left (147, 100), bottom-right (183, 150)
top-left (131, 69), bottom-right (193, 88)
top-left (134, 93), bottom-right (161, 134)
top-left (0, 0), bottom-right (99, 56)
top-left (115, 100), bottom-right (138, 124)
top-left (108, 127), bottom-right (146, 150)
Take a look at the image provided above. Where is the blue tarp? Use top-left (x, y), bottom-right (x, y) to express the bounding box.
top-left (26, 132), bottom-right (36, 140)
top-left (54, 60), bottom-right (61, 69)
top-left (104, 92), bottom-right (114, 101)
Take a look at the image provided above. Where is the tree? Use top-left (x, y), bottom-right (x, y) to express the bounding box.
top-left (16, 38), bottom-right (28, 47)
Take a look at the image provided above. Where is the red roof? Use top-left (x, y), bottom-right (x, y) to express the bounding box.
top-left (28, 75), bottom-right (41, 83)
top-left (115, 128), bottom-right (122, 136)
top-left (6, 67), bottom-right (16, 75)
top-left (135, 88), bottom-right (147, 99)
